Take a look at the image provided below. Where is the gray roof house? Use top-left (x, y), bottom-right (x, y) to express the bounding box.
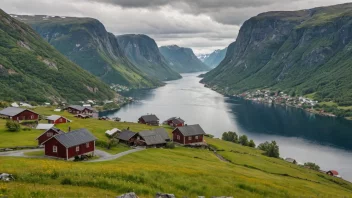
top-left (117, 130), bottom-right (137, 143)
top-left (136, 128), bottom-right (169, 146)
top-left (138, 114), bottom-right (159, 125)
top-left (176, 124), bottom-right (206, 136)
top-left (43, 128), bottom-right (97, 148)
top-left (0, 107), bottom-right (39, 120)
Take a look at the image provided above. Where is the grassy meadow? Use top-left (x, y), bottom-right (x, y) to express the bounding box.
top-left (0, 107), bottom-right (352, 197)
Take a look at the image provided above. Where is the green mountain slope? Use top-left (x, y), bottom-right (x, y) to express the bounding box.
top-left (0, 10), bottom-right (114, 103)
top-left (202, 47), bottom-right (227, 68)
top-left (201, 3), bottom-right (352, 106)
top-left (159, 45), bottom-right (210, 73)
top-left (16, 15), bottom-right (161, 88)
top-left (116, 34), bottom-right (182, 81)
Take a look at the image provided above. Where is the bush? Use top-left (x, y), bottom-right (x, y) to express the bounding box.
top-left (238, 135), bottom-right (249, 146)
top-left (23, 127), bottom-right (31, 131)
top-left (61, 178), bottom-right (72, 185)
top-left (248, 139), bottom-right (256, 148)
top-left (258, 141), bottom-right (280, 158)
top-left (304, 162), bottom-right (320, 171)
top-left (6, 120), bottom-right (21, 132)
top-left (222, 131), bottom-right (238, 143)
top-left (165, 142), bottom-right (175, 149)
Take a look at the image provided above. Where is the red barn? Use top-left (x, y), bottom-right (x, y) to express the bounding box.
top-left (36, 127), bottom-right (65, 145)
top-left (172, 124), bottom-right (206, 145)
top-left (46, 115), bottom-right (70, 124)
top-left (327, 170), bottom-right (339, 177)
top-left (0, 107), bottom-right (39, 122)
top-left (138, 114), bottom-right (159, 126)
top-left (164, 117), bottom-right (185, 127)
top-left (42, 128), bottom-right (97, 160)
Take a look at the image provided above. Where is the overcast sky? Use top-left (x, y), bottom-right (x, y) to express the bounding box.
top-left (1, 0), bottom-right (351, 54)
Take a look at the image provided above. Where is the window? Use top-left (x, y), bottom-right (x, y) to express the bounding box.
top-left (195, 136), bottom-right (198, 140)
top-left (76, 146), bottom-right (80, 152)
top-left (86, 143), bottom-right (89, 148)
top-left (188, 136), bottom-right (192, 140)
top-left (30, 115), bottom-right (34, 119)
top-left (53, 146), bottom-right (57, 153)
top-left (177, 135), bottom-right (180, 140)
top-left (47, 132), bottom-right (53, 137)
top-left (59, 118), bottom-right (62, 122)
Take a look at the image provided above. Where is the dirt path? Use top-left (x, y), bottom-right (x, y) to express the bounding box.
top-left (0, 149), bottom-right (43, 158)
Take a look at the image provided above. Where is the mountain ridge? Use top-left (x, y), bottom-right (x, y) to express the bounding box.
top-left (201, 47), bottom-right (227, 68)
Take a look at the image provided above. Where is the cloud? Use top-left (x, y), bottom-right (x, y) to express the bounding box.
top-left (1, 0), bottom-right (351, 54)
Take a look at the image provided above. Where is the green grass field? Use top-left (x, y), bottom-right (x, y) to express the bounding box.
top-left (1, 107), bottom-right (352, 197)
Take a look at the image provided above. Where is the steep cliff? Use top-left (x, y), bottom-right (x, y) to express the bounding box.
top-left (17, 15), bottom-right (161, 88)
top-left (202, 48), bottom-right (227, 68)
top-left (159, 45), bottom-right (210, 73)
top-left (202, 3), bottom-right (352, 105)
top-left (0, 10), bottom-right (114, 103)
top-left (116, 34), bottom-right (181, 81)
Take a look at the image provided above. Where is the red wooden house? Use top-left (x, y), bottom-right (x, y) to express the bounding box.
top-left (36, 127), bottom-right (64, 145)
top-left (117, 130), bottom-right (138, 146)
top-left (164, 117), bottom-right (185, 127)
top-left (46, 115), bottom-right (70, 124)
top-left (138, 114), bottom-right (159, 126)
top-left (172, 124), bottom-right (206, 145)
top-left (0, 107), bottom-right (39, 122)
top-left (42, 128), bottom-right (97, 160)
top-left (327, 170), bottom-right (340, 177)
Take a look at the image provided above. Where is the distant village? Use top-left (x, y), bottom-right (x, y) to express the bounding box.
top-left (235, 89), bottom-right (336, 117)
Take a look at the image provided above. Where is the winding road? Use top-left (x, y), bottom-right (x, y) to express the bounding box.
top-left (0, 148), bottom-right (145, 162)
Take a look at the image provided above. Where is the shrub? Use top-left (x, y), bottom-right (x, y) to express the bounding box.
top-left (222, 131), bottom-right (238, 143)
top-left (248, 139), bottom-right (256, 148)
top-left (6, 120), bottom-right (21, 132)
top-left (239, 135), bottom-right (249, 146)
top-left (23, 127), bottom-right (31, 131)
top-left (304, 162), bottom-right (320, 171)
top-left (61, 178), bottom-right (72, 185)
top-left (165, 142), bottom-right (175, 149)
top-left (258, 141), bottom-right (280, 158)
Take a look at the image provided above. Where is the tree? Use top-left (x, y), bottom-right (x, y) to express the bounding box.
top-left (238, 135), bottom-right (249, 146)
top-left (258, 141), bottom-right (280, 158)
top-left (248, 139), bottom-right (256, 148)
top-left (222, 131), bottom-right (238, 143)
top-left (304, 162), bottom-right (320, 171)
top-left (6, 120), bottom-right (21, 132)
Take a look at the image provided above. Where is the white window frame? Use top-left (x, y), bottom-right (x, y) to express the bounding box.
top-left (30, 115), bottom-right (34, 119)
top-left (53, 146), bottom-right (57, 153)
top-left (195, 136), bottom-right (198, 140)
top-left (177, 135), bottom-right (180, 140)
top-left (188, 136), bottom-right (192, 140)
top-left (76, 146), bottom-right (80, 152)
top-left (86, 143), bottom-right (89, 148)
top-left (47, 132), bottom-right (53, 137)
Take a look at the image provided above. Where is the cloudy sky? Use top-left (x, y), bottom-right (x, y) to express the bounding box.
top-left (1, 0), bottom-right (351, 54)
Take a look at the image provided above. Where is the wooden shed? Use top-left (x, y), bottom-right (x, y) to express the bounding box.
top-left (172, 124), bottom-right (206, 145)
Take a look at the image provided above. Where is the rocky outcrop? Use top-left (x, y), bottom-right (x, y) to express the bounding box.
top-left (159, 45), bottom-right (210, 73)
top-left (116, 34), bottom-right (181, 81)
top-left (201, 3), bottom-right (352, 105)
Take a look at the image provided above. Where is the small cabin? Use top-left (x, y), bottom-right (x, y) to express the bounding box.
top-left (46, 115), bottom-right (70, 124)
top-left (117, 130), bottom-right (137, 145)
top-left (36, 127), bottom-right (64, 145)
top-left (172, 124), bottom-right (206, 145)
top-left (135, 128), bottom-right (170, 147)
top-left (138, 114), bottom-right (159, 126)
top-left (42, 128), bottom-right (97, 160)
top-left (164, 117), bottom-right (185, 127)
top-left (327, 170), bottom-right (340, 177)
top-left (66, 105), bottom-right (95, 115)
top-left (0, 107), bottom-right (39, 122)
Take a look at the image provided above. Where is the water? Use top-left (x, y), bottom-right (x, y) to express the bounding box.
top-left (101, 72), bottom-right (352, 182)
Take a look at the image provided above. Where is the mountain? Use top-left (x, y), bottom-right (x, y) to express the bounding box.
top-left (202, 48), bottom-right (227, 68)
top-left (116, 34), bottom-right (181, 81)
top-left (201, 3), bottom-right (352, 106)
top-left (0, 9), bottom-right (114, 103)
top-left (16, 15), bottom-right (161, 88)
top-left (159, 45), bottom-right (210, 73)
top-left (197, 53), bottom-right (209, 62)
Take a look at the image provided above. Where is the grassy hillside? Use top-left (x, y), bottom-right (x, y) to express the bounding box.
top-left (16, 15), bottom-right (162, 88)
top-left (116, 34), bottom-right (182, 81)
top-left (201, 3), bottom-right (352, 107)
top-left (0, 107), bottom-right (352, 197)
top-left (0, 10), bottom-right (114, 103)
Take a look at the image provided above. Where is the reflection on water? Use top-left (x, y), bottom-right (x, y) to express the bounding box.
top-left (101, 72), bottom-right (352, 181)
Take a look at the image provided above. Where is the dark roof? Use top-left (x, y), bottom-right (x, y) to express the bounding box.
top-left (50, 128), bottom-right (97, 148)
top-left (46, 115), bottom-right (69, 121)
top-left (154, 128), bottom-right (170, 140)
top-left (173, 124), bottom-right (206, 136)
top-left (172, 118), bottom-right (185, 125)
top-left (68, 105), bottom-right (85, 111)
top-left (0, 107), bottom-right (37, 117)
top-left (36, 127), bottom-right (65, 140)
top-left (118, 130), bottom-right (137, 141)
top-left (164, 117), bottom-right (177, 122)
top-left (138, 130), bottom-right (166, 145)
top-left (140, 114), bottom-right (159, 122)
